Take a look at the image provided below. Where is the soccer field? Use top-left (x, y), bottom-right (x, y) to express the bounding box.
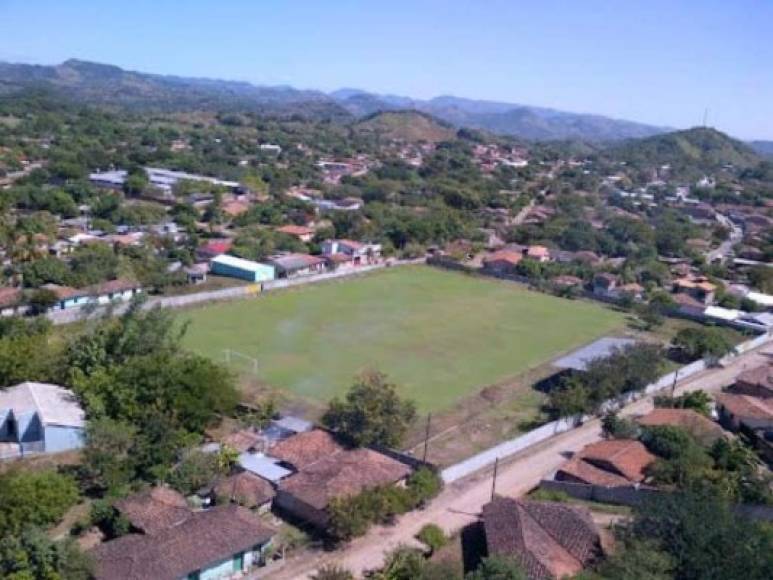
top-left (182, 266), bottom-right (626, 412)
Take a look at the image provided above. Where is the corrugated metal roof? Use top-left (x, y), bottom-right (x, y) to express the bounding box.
top-left (0, 382), bottom-right (85, 428)
top-left (553, 337), bottom-right (636, 371)
top-left (238, 452), bottom-right (292, 483)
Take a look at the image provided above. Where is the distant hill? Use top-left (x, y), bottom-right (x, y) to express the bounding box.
top-left (608, 127), bottom-right (762, 171)
top-left (749, 140), bottom-right (773, 159)
top-left (332, 90), bottom-right (670, 142)
top-left (0, 59), bottom-right (349, 119)
top-left (353, 110), bottom-right (457, 143)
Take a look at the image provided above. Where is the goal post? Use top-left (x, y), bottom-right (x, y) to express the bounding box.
top-left (222, 348), bottom-right (259, 375)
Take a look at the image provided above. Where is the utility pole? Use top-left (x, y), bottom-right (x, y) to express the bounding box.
top-left (422, 413), bottom-right (432, 463)
top-left (491, 457), bottom-right (499, 501)
top-left (671, 367), bottom-right (679, 398)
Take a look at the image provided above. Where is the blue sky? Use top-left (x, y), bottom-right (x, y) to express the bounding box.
top-left (1, 0), bottom-right (772, 139)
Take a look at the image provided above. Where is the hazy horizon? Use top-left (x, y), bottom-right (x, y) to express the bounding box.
top-left (2, 0), bottom-right (771, 140)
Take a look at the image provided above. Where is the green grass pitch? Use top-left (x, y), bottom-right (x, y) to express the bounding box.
top-left (182, 266), bottom-right (626, 412)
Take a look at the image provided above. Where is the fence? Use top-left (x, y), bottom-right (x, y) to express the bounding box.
top-left (440, 331), bottom-right (773, 484)
top-left (47, 259), bottom-right (423, 325)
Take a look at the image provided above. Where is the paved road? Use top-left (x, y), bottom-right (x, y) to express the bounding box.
top-left (266, 342), bottom-right (772, 579)
top-left (708, 213), bottom-right (743, 263)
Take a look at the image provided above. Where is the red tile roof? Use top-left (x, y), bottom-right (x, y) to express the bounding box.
top-left (482, 497), bottom-right (601, 580)
top-left (91, 505), bottom-right (275, 580)
top-left (278, 447), bottom-right (411, 510)
top-left (556, 456), bottom-right (633, 487)
top-left (484, 250), bottom-right (523, 266)
top-left (270, 429), bottom-right (345, 470)
top-left (576, 440), bottom-right (655, 483)
top-left (716, 393), bottom-right (773, 421)
top-left (198, 239), bottom-right (233, 255)
top-left (734, 364), bottom-right (773, 396)
top-left (638, 409), bottom-right (726, 445)
top-left (213, 471), bottom-right (275, 508)
top-left (114, 487), bottom-right (191, 535)
top-left (221, 429), bottom-right (263, 453)
top-left (0, 287), bottom-right (22, 309)
top-left (277, 224), bottom-right (314, 237)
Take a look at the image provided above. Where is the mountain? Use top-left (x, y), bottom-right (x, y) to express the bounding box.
top-left (608, 127), bottom-right (762, 170)
top-left (0, 58), bottom-right (670, 141)
top-left (332, 91), bottom-right (670, 141)
top-left (0, 59), bottom-right (349, 119)
top-left (353, 110), bottom-right (457, 143)
top-left (749, 140), bottom-right (773, 159)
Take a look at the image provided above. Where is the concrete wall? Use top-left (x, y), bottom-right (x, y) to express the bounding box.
top-left (44, 425), bottom-right (84, 453)
top-left (274, 490), bottom-right (329, 529)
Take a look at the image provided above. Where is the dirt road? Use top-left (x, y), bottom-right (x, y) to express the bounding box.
top-left (266, 343), bottom-right (772, 579)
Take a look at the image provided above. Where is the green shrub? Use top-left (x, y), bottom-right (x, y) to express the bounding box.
top-left (416, 523), bottom-right (447, 553)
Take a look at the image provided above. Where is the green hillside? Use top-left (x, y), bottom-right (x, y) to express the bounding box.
top-left (609, 127), bottom-right (761, 171)
top-left (353, 110), bottom-right (457, 143)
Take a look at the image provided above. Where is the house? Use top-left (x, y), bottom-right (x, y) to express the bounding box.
top-left (617, 282), bottom-right (644, 301)
top-left (196, 239), bottom-right (234, 261)
top-left (637, 409), bottom-right (727, 446)
top-left (268, 429), bottom-right (340, 468)
top-left (526, 245), bottom-right (551, 263)
top-left (272, 430), bottom-right (411, 528)
top-left (0, 286), bottom-right (24, 317)
top-left (592, 273), bottom-right (618, 297)
top-left (214, 471), bottom-right (276, 512)
top-left (673, 276), bottom-right (717, 305)
top-left (551, 275), bottom-right (584, 289)
top-left (276, 225), bottom-right (315, 243)
top-left (42, 279), bottom-right (143, 311)
top-left (555, 439), bottom-right (655, 487)
top-left (88, 279), bottom-right (143, 305)
top-left (320, 239), bottom-right (382, 264)
top-left (0, 382), bottom-right (85, 458)
top-left (266, 253), bottom-right (326, 279)
top-left (481, 497), bottom-right (602, 580)
top-left (573, 251), bottom-right (601, 265)
top-left (114, 487), bottom-right (191, 535)
top-left (222, 199), bottom-right (250, 218)
top-left (482, 250), bottom-right (522, 275)
top-left (726, 364), bottom-right (773, 399)
top-left (90, 504), bottom-right (275, 580)
top-left (715, 393), bottom-right (773, 431)
top-left (210, 254), bottom-right (275, 283)
top-left (184, 263), bottom-right (209, 285)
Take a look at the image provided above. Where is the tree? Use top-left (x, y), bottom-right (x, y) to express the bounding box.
top-left (672, 327), bottom-right (734, 361)
top-left (0, 470), bottom-right (79, 535)
top-left (654, 389), bottom-right (712, 416)
top-left (81, 417), bottom-right (137, 494)
top-left (167, 449), bottom-right (227, 495)
top-left (466, 556), bottom-right (527, 580)
top-left (593, 538), bottom-right (674, 580)
top-left (601, 412), bottom-right (640, 439)
top-left (0, 527), bottom-right (93, 580)
top-left (27, 287), bottom-right (59, 315)
top-left (322, 371), bottom-right (417, 447)
top-left (627, 490), bottom-right (773, 580)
